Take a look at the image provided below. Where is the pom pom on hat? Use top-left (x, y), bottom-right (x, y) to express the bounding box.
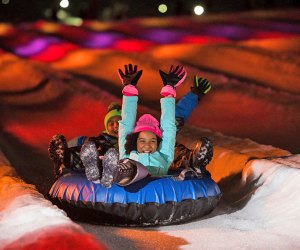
top-left (133, 114), bottom-right (162, 138)
top-left (107, 102), bottom-right (121, 113)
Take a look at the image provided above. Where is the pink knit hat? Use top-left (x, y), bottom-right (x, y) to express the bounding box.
top-left (133, 114), bottom-right (162, 138)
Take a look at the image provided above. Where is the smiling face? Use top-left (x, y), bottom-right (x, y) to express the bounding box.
top-left (106, 116), bottom-right (121, 137)
top-left (137, 131), bottom-right (158, 153)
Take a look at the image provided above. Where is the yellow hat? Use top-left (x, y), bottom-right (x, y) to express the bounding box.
top-left (104, 102), bottom-right (121, 133)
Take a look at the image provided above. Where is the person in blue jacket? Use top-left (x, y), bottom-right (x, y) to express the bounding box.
top-left (48, 65), bottom-right (212, 181)
top-left (170, 75), bottom-right (212, 173)
top-left (80, 64), bottom-right (213, 188)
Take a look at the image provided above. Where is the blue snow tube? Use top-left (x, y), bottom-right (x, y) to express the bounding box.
top-left (49, 173), bottom-right (221, 226)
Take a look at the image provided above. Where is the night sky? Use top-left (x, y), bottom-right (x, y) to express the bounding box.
top-left (0, 0), bottom-right (299, 23)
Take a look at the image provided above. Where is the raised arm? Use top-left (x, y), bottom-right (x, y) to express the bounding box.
top-left (159, 65), bottom-right (187, 167)
top-left (117, 64), bottom-right (143, 159)
top-left (175, 75), bottom-right (212, 131)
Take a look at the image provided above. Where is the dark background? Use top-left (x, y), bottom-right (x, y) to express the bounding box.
top-left (0, 0), bottom-right (299, 23)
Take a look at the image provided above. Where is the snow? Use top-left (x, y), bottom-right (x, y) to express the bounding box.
top-left (162, 155), bottom-right (300, 249)
top-left (0, 7), bottom-right (300, 250)
top-left (0, 152), bottom-right (105, 249)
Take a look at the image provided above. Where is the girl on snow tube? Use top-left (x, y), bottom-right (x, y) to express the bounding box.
top-left (80, 63), bottom-right (213, 189)
top-left (48, 63), bottom-right (212, 183)
top-left (49, 64), bottom-right (218, 226)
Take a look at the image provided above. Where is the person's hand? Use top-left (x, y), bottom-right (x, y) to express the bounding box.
top-left (118, 64), bottom-right (143, 86)
top-left (191, 76), bottom-right (212, 99)
top-left (159, 65), bottom-right (187, 97)
top-left (159, 65), bottom-right (187, 88)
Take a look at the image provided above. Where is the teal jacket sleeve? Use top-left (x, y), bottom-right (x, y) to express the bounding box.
top-left (119, 95), bottom-right (138, 159)
top-left (159, 97), bottom-right (176, 168)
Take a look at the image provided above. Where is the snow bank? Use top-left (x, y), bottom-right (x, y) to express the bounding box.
top-left (0, 151), bottom-right (106, 250)
top-left (161, 132), bottom-right (300, 249)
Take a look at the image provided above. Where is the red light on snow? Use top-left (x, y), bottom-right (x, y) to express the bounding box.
top-left (5, 227), bottom-right (106, 250)
top-left (181, 35), bottom-right (228, 44)
top-left (113, 39), bottom-right (154, 52)
top-left (30, 43), bottom-right (79, 62)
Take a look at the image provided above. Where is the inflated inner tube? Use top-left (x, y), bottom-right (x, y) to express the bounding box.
top-left (49, 172), bottom-right (221, 226)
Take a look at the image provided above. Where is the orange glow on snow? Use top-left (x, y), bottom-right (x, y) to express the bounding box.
top-left (0, 23), bottom-right (15, 36)
top-left (3, 94), bottom-right (111, 148)
top-left (82, 20), bottom-right (113, 31)
top-left (33, 21), bottom-right (61, 34)
top-left (50, 49), bottom-right (112, 70)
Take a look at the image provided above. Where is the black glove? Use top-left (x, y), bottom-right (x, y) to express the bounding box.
top-left (118, 64), bottom-right (143, 86)
top-left (159, 65), bottom-right (187, 88)
top-left (191, 75), bottom-right (211, 100)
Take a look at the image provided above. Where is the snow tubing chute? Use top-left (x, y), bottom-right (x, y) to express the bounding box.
top-left (49, 173), bottom-right (221, 226)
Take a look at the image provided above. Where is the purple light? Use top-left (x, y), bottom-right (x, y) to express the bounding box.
top-left (14, 37), bottom-right (59, 56)
top-left (80, 32), bottom-right (124, 48)
top-left (141, 29), bottom-right (186, 44)
top-left (198, 24), bottom-right (253, 40)
top-left (239, 19), bottom-right (300, 34)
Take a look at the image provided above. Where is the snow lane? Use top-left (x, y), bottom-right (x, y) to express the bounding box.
top-left (0, 151), bottom-right (106, 250)
top-left (160, 151), bottom-right (300, 249)
top-left (0, 8), bottom-right (299, 249)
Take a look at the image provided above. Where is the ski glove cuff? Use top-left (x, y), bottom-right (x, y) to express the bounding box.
top-left (122, 84), bottom-right (138, 96)
top-left (160, 85), bottom-right (176, 97)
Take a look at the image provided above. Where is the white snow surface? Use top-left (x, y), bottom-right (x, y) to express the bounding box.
top-left (161, 155), bottom-right (300, 250)
top-left (0, 151), bottom-right (86, 248)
